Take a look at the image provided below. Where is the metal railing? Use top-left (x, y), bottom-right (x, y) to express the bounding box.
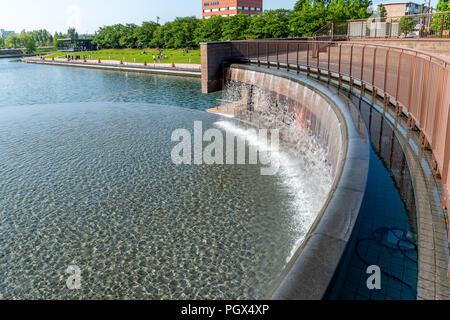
top-left (228, 40), bottom-right (450, 214)
top-left (313, 11), bottom-right (450, 39)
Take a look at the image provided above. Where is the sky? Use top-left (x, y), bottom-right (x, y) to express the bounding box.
top-left (0, 0), bottom-right (441, 35)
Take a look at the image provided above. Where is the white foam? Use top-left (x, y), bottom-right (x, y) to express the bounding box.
top-left (214, 119), bottom-right (333, 264)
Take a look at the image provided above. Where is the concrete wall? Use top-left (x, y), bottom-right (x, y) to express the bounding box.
top-left (201, 42), bottom-right (233, 93)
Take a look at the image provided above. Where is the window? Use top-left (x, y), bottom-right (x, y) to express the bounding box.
top-left (205, 16), bottom-right (211, 19)
top-left (204, 9), bottom-right (211, 12)
top-left (212, 8), bottom-right (219, 12)
top-left (244, 7), bottom-right (249, 10)
top-left (250, 7), bottom-right (255, 10)
top-left (238, 6), bottom-right (242, 9)
top-left (229, 6), bottom-right (236, 10)
top-left (256, 8), bottom-right (261, 11)
top-left (220, 7), bottom-right (227, 11)
top-left (229, 14), bottom-right (236, 16)
top-left (221, 14), bottom-right (228, 17)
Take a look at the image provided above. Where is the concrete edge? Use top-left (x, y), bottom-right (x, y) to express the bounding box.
top-left (226, 64), bottom-right (370, 300)
top-left (22, 59), bottom-right (202, 78)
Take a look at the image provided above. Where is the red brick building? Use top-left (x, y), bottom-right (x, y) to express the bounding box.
top-left (202, 0), bottom-right (263, 19)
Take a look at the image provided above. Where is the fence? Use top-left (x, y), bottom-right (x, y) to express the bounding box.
top-left (228, 40), bottom-right (450, 214)
top-left (313, 11), bottom-right (450, 39)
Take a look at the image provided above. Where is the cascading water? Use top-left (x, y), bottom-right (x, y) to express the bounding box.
top-left (217, 81), bottom-right (335, 263)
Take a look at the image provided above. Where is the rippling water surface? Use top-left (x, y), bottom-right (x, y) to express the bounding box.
top-left (0, 59), bottom-right (332, 299)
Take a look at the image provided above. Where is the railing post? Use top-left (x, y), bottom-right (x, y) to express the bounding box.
top-left (257, 42), bottom-right (260, 66)
top-left (297, 43), bottom-right (300, 74)
top-left (349, 45), bottom-right (354, 86)
top-left (287, 43), bottom-right (290, 71)
top-left (361, 46), bottom-right (365, 89)
top-left (441, 13), bottom-right (445, 38)
top-left (276, 42), bottom-right (279, 69)
top-left (247, 42), bottom-right (249, 61)
top-left (407, 53), bottom-right (417, 116)
top-left (372, 47), bottom-right (377, 96)
top-left (307, 42), bottom-right (310, 75)
top-left (317, 42), bottom-right (320, 74)
top-left (267, 42), bottom-right (270, 68)
top-left (338, 43), bottom-right (342, 85)
top-left (328, 42), bottom-right (331, 81)
top-left (383, 48), bottom-right (390, 99)
top-left (395, 50), bottom-right (403, 115)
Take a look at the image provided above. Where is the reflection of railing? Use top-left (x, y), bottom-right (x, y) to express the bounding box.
top-left (228, 40), bottom-right (450, 214)
top-left (313, 11), bottom-right (450, 39)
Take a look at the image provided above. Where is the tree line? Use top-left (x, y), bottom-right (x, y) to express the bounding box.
top-left (92, 0), bottom-right (373, 49)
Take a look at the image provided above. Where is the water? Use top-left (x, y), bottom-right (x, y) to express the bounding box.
top-left (0, 59), bottom-right (333, 299)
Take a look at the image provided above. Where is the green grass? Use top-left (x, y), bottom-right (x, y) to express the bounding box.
top-left (35, 46), bottom-right (57, 55)
top-left (44, 48), bottom-right (201, 64)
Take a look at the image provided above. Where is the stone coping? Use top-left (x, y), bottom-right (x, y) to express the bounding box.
top-left (227, 64), bottom-right (370, 300)
top-left (21, 58), bottom-right (201, 78)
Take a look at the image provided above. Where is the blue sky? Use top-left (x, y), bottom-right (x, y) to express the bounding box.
top-left (0, 0), bottom-right (440, 34)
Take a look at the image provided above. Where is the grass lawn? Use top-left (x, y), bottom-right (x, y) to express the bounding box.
top-left (44, 48), bottom-right (201, 64)
top-left (35, 47), bottom-right (58, 55)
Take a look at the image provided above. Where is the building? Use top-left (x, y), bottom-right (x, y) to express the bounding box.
top-left (0, 29), bottom-right (15, 38)
top-left (382, 2), bottom-right (429, 19)
top-left (202, 0), bottom-right (263, 19)
top-left (56, 38), bottom-right (97, 52)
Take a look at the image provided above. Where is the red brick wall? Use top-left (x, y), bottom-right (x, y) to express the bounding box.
top-left (202, 0), bottom-right (263, 19)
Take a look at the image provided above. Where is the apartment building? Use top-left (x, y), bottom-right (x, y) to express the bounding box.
top-left (202, 0), bottom-right (263, 19)
top-left (383, 2), bottom-right (429, 19)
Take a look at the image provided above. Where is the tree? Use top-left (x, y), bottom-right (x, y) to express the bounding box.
top-left (67, 27), bottom-right (79, 39)
top-left (294, 0), bottom-right (308, 11)
top-left (289, 1), bottom-right (329, 37)
top-left (24, 38), bottom-right (36, 54)
top-left (5, 33), bottom-right (20, 48)
top-left (134, 21), bottom-right (159, 47)
top-left (222, 13), bottom-right (251, 40)
top-left (436, 0), bottom-right (450, 11)
top-left (195, 16), bottom-right (225, 43)
top-left (431, 1), bottom-right (450, 34)
top-left (248, 9), bottom-right (292, 39)
top-left (376, 4), bottom-right (387, 18)
top-left (400, 16), bottom-right (415, 36)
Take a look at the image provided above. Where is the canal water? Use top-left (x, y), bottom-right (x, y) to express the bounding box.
top-left (0, 59), bottom-right (333, 299)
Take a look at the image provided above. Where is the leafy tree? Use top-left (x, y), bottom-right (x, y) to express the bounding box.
top-left (134, 21), bottom-right (159, 47)
top-left (5, 33), bottom-right (20, 48)
top-left (289, 1), bottom-right (329, 37)
top-left (436, 0), bottom-right (450, 11)
top-left (431, 1), bottom-right (450, 34)
top-left (67, 27), bottom-right (79, 39)
top-left (248, 9), bottom-right (292, 39)
top-left (24, 38), bottom-right (36, 54)
top-left (119, 24), bottom-right (139, 48)
top-left (195, 16), bottom-right (225, 43)
top-left (376, 4), bottom-right (387, 18)
top-left (294, 0), bottom-right (308, 11)
top-left (400, 16), bottom-right (415, 36)
top-left (222, 13), bottom-right (251, 40)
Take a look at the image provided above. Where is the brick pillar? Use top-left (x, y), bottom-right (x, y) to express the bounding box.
top-left (201, 42), bottom-right (232, 94)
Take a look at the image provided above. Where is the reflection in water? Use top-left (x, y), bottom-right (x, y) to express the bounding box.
top-left (326, 94), bottom-right (418, 300)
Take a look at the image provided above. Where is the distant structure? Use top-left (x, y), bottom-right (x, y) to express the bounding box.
top-left (382, 2), bottom-right (429, 19)
top-left (0, 29), bottom-right (15, 38)
top-left (202, 0), bottom-right (263, 19)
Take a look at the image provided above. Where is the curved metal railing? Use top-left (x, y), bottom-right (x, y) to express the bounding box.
top-left (228, 40), bottom-right (450, 214)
